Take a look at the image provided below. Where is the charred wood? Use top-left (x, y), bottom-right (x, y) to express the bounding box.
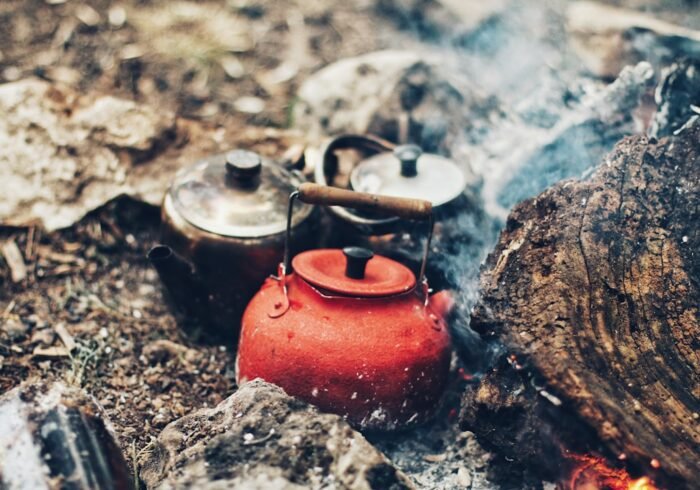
top-left (462, 124), bottom-right (700, 489)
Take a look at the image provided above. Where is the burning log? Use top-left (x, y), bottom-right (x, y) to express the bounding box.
top-left (462, 124), bottom-right (699, 489)
top-left (650, 59), bottom-right (700, 139)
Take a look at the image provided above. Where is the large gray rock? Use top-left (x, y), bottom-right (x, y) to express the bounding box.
top-left (139, 380), bottom-right (414, 490)
top-left (0, 79), bottom-right (176, 230)
top-left (293, 50), bottom-right (498, 154)
top-left (566, 1), bottom-right (700, 78)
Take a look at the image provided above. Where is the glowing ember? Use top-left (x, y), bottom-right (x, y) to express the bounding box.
top-left (567, 454), bottom-right (659, 490)
top-left (457, 367), bottom-right (475, 381)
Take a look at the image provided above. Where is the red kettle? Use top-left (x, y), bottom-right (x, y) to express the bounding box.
top-left (236, 184), bottom-right (453, 430)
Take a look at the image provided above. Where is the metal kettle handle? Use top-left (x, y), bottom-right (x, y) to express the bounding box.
top-left (316, 134), bottom-right (401, 233)
top-left (282, 183), bottom-right (435, 289)
top-left (320, 134), bottom-right (395, 181)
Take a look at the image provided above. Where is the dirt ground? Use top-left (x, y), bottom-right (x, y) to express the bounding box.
top-left (0, 0), bottom-right (404, 125)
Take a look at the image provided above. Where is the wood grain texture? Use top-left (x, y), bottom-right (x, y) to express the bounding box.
top-left (298, 183), bottom-right (433, 220)
top-left (465, 125), bottom-right (699, 488)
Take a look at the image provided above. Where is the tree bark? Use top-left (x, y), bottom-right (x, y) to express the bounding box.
top-left (462, 124), bottom-right (699, 489)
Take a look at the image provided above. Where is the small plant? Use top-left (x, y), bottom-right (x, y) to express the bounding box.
top-left (65, 338), bottom-right (104, 388)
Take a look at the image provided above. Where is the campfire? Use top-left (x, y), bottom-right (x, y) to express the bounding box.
top-left (0, 1), bottom-right (698, 489)
top-left (565, 454), bottom-right (658, 490)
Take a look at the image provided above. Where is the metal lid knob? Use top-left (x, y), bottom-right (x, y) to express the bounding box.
top-left (393, 144), bottom-right (422, 178)
top-left (343, 246), bottom-right (374, 279)
top-left (225, 150), bottom-right (262, 181)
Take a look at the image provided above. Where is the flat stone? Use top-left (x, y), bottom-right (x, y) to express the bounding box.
top-left (0, 79), bottom-right (176, 230)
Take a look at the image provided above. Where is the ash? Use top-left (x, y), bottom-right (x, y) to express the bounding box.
top-left (369, 368), bottom-right (498, 490)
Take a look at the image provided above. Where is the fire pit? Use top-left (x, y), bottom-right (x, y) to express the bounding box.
top-left (0, 1), bottom-right (698, 489)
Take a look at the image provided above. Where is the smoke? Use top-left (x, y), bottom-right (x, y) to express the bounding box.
top-left (374, 0), bottom-right (664, 374)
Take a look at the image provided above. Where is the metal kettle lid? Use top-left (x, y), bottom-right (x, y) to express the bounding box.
top-left (169, 150), bottom-right (313, 238)
top-left (292, 247), bottom-right (416, 297)
top-left (350, 145), bottom-right (465, 207)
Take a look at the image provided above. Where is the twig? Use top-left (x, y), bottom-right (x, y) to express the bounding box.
top-left (3, 301), bottom-right (15, 315)
top-left (55, 322), bottom-right (77, 352)
top-left (1, 239), bottom-right (27, 283)
top-left (131, 440), bottom-right (139, 490)
top-left (25, 226), bottom-right (35, 260)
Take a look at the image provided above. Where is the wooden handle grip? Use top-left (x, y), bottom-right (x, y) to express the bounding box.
top-left (297, 183), bottom-right (432, 220)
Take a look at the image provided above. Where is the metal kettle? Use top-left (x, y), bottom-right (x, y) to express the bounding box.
top-left (313, 134), bottom-right (484, 290)
top-left (315, 134), bottom-right (470, 235)
top-left (236, 184), bottom-right (453, 430)
top-left (149, 150), bottom-right (318, 341)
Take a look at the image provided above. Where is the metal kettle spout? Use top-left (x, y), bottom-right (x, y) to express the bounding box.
top-left (147, 245), bottom-right (205, 317)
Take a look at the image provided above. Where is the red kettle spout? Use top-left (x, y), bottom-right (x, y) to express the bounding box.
top-left (429, 289), bottom-right (456, 319)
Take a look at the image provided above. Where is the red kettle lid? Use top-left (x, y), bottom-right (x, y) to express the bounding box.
top-left (292, 247), bottom-right (416, 297)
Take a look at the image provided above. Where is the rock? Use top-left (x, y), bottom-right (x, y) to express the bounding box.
top-left (72, 96), bottom-right (173, 158)
top-left (0, 381), bottom-right (132, 490)
top-left (0, 79), bottom-right (176, 230)
top-left (650, 58), bottom-right (700, 138)
top-left (139, 379), bottom-right (414, 489)
top-left (1, 317), bottom-right (29, 340)
top-left (456, 466), bottom-right (472, 488)
top-left (293, 50), bottom-right (498, 153)
top-left (566, 1), bottom-right (700, 78)
top-left (377, 0), bottom-right (508, 41)
top-left (0, 78), bottom-right (310, 231)
top-left (30, 328), bottom-right (55, 346)
top-left (234, 96), bottom-right (266, 114)
top-left (142, 339), bottom-right (198, 365)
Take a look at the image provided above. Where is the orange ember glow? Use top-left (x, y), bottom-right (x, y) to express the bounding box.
top-left (568, 454), bottom-right (658, 490)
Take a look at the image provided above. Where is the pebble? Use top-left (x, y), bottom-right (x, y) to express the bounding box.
top-left (234, 96), bottom-right (265, 114)
top-left (30, 328), bottom-right (56, 346)
top-left (120, 45), bottom-right (144, 61)
top-left (75, 4), bottom-right (101, 26)
top-left (108, 6), bottom-right (127, 28)
top-left (1, 317), bottom-right (29, 339)
top-left (423, 453), bottom-right (447, 463)
top-left (2, 67), bottom-right (22, 82)
top-left (220, 55), bottom-right (246, 79)
top-left (457, 467), bottom-right (472, 488)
